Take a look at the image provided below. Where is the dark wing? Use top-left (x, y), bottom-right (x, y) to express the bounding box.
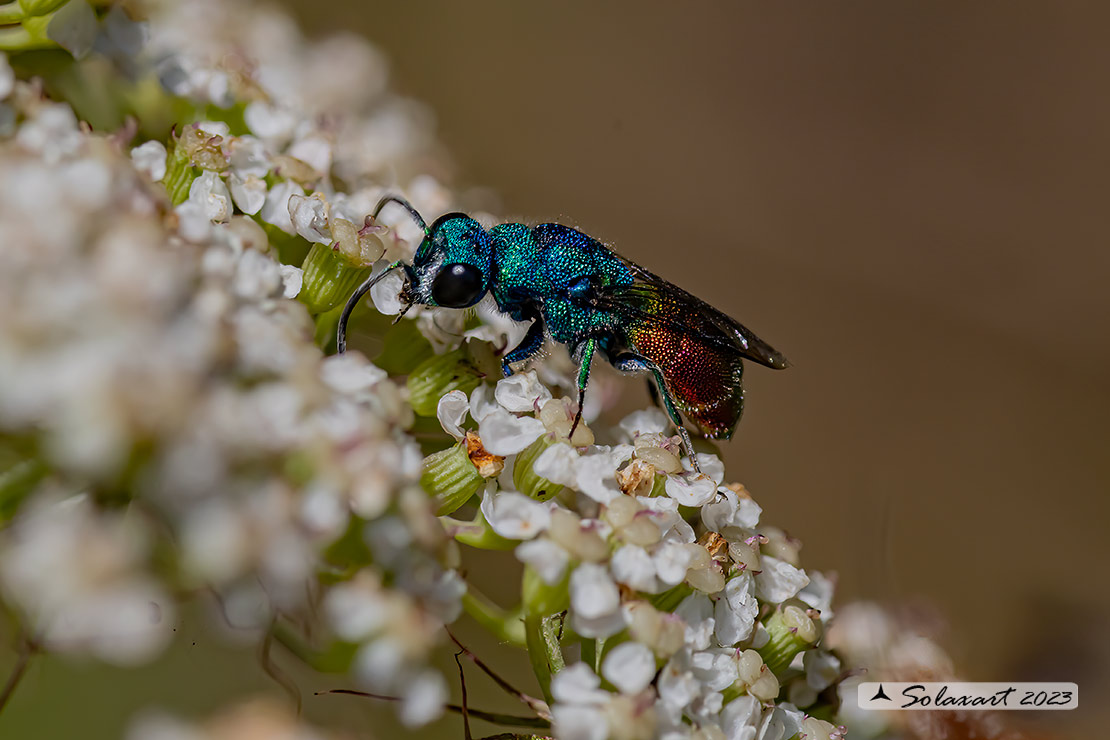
top-left (591, 261), bottom-right (788, 439)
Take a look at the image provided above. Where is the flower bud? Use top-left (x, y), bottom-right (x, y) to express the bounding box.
top-left (512, 435), bottom-right (564, 501)
top-left (419, 443), bottom-right (482, 515)
top-left (722, 649), bottom-right (780, 703)
top-left (407, 348), bottom-right (484, 417)
top-left (758, 604), bottom-right (820, 675)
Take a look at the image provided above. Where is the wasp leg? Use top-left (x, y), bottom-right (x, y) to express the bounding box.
top-left (569, 337), bottom-right (598, 438)
top-left (501, 318), bottom-right (547, 377)
top-left (611, 353), bottom-right (701, 474)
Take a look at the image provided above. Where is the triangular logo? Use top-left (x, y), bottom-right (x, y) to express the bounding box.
top-left (870, 684), bottom-right (891, 701)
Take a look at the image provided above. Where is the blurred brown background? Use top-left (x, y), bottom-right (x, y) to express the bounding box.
top-left (2, 2), bottom-right (1106, 738)
top-left (284, 0), bottom-right (1109, 734)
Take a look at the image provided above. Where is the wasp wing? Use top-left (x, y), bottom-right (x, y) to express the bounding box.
top-left (590, 261), bottom-right (787, 438)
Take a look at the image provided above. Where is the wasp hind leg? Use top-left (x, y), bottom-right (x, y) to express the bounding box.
top-left (569, 337), bottom-right (598, 438)
top-left (611, 353), bottom-right (702, 474)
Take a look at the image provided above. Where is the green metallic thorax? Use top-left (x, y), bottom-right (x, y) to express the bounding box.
top-left (488, 222), bottom-right (634, 349)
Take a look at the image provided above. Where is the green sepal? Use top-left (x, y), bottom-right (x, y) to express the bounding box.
top-left (164, 135), bottom-right (199, 206)
top-left (299, 240), bottom-right (373, 315)
top-left (17, 0), bottom-right (68, 17)
top-left (650, 582), bottom-right (693, 613)
top-left (420, 443), bottom-right (482, 515)
top-left (758, 606), bottom-right (819, 675)
top-left (407, 347), bottom-right (483, 417)
top-left (513, 434), bottom-right (563, 501)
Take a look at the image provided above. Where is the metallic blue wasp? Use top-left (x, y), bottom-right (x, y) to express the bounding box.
top-left (338, 196), bottom-right (787, 467)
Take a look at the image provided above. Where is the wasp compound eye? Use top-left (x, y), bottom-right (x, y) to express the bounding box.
top-left (431, 263), bottom-right (484, 307)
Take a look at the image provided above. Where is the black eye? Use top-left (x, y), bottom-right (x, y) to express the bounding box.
top-left (431, 263), bottom-right (485, 307)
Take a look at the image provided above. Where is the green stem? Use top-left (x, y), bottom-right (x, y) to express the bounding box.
top-left (441, 509), bottom-right (516, 550)
top-left (540, 615), bottom-right (565, 675)
top-left (581, 638), bottom-right (598, 675)
top-left (462, 589), bottom-right (526, 646)
top-left (0, 3), bottom-right (24, 23)
top-left (524, 614), bottom-right (554, 704)
top-left (0, 23), bottom-right (51, 51)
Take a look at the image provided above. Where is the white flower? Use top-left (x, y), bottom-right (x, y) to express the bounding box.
top-left (493, 371), bottom-right (553, 412)
top-left (798, 570), bottom-right (835, 616)
top-left (618, 408), bottom-right (670, 439)
top-left (229, 173), bottom-right (267, 215)
top-left (515, 538), bottom-right (569, 585)
top-left (279, 264), bottom-right (303, 299)
top-left (573, 448), bottom-right (630, 504)
top-left (754, 556), bottom-right (809, 604)
top-left (664, 472), bottom-right (717, 507)
top-left (231, 249), bottom-right (283, 300)
top-left (702, 487), bottom-right (763, 531)
top-left (757, 705), bottom-right (805, 740)
top-left (435, 389), bottom-right (469, 440)
top-left (570, 563), bottom-right (625, 638)
top-left (320, 353), bottom-right (388, 396)
top-left (369, 265), bottom-right (407, 315)
top-left (259, 179), bottom-right (304, 234)
top-left (610, 544), bottom-right (659, 592)
top-left (551, 664), bottom-right (610, 740)
top-left (323, 576), bottom-right (389, 641)
top-left (552, 704), bottom-right (608, 740)
top-left (601, 641), bottom-right (656, 694)
top-left (187, 171), bottom-right (232, 222)
top-left (244, 100), bottom-right (298, 145)
top-left (715, 571), bottom-right (759, 645)
top-left (0, 52), bottom-right (13, 100)
top-left (675, 594), bottom-right (715, 651)
top-left (652, 542), bottom-right (698, 586)
top-left (227, 135), bottom-right (270, 177)
top-left (130, 140), bottom-right (167, 181)
top-left (720, 695), bottom-right (762, 740)
top-left (804, 649), bottom-right (841, 691)
top-left (288, 193), bottom-right (331, 243)
top-left (477, 407), bottom-right (545, 455)
top-left (288, 133), bottom-right (332, 175)
top-left (399, 669), bottom-right (447, 727)
top-left (533, 442), bottom-right (581, 488)
top-left (656, 649), bottom-right (702, 718)
top-left (479, 489), bottom-right (550, 540)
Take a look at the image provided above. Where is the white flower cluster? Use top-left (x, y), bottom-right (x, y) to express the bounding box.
top-left (428, 371), bottom-right (845, 740)
top-left (0, 3), bottom-right (460, 727)
top-left (0, 1), bottom-right (855, 737)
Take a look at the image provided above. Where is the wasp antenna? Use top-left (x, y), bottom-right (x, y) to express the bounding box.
top-left (337, 261), bottom-right (405, 354)
top-left (373, 195), bottom-right (430, 237)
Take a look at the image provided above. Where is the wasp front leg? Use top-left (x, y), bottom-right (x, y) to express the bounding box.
top-left (501, 318), bottom-right (547, 377)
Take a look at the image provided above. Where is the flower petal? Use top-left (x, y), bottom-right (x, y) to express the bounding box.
top-left (478, 408), bottom-right (545, 456)
top-left (602, 641), bottom-right (656, 694)
top-left (664, 472), bottom-right (717, 507)
top-left (435, 389), bottom-right (469, 440)
top-left (494, 371), bottom-right (552, 412)
top-left (479, 490), bottom-right (550, 540)
top-left (754, 556), bottom-right (809, 604)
